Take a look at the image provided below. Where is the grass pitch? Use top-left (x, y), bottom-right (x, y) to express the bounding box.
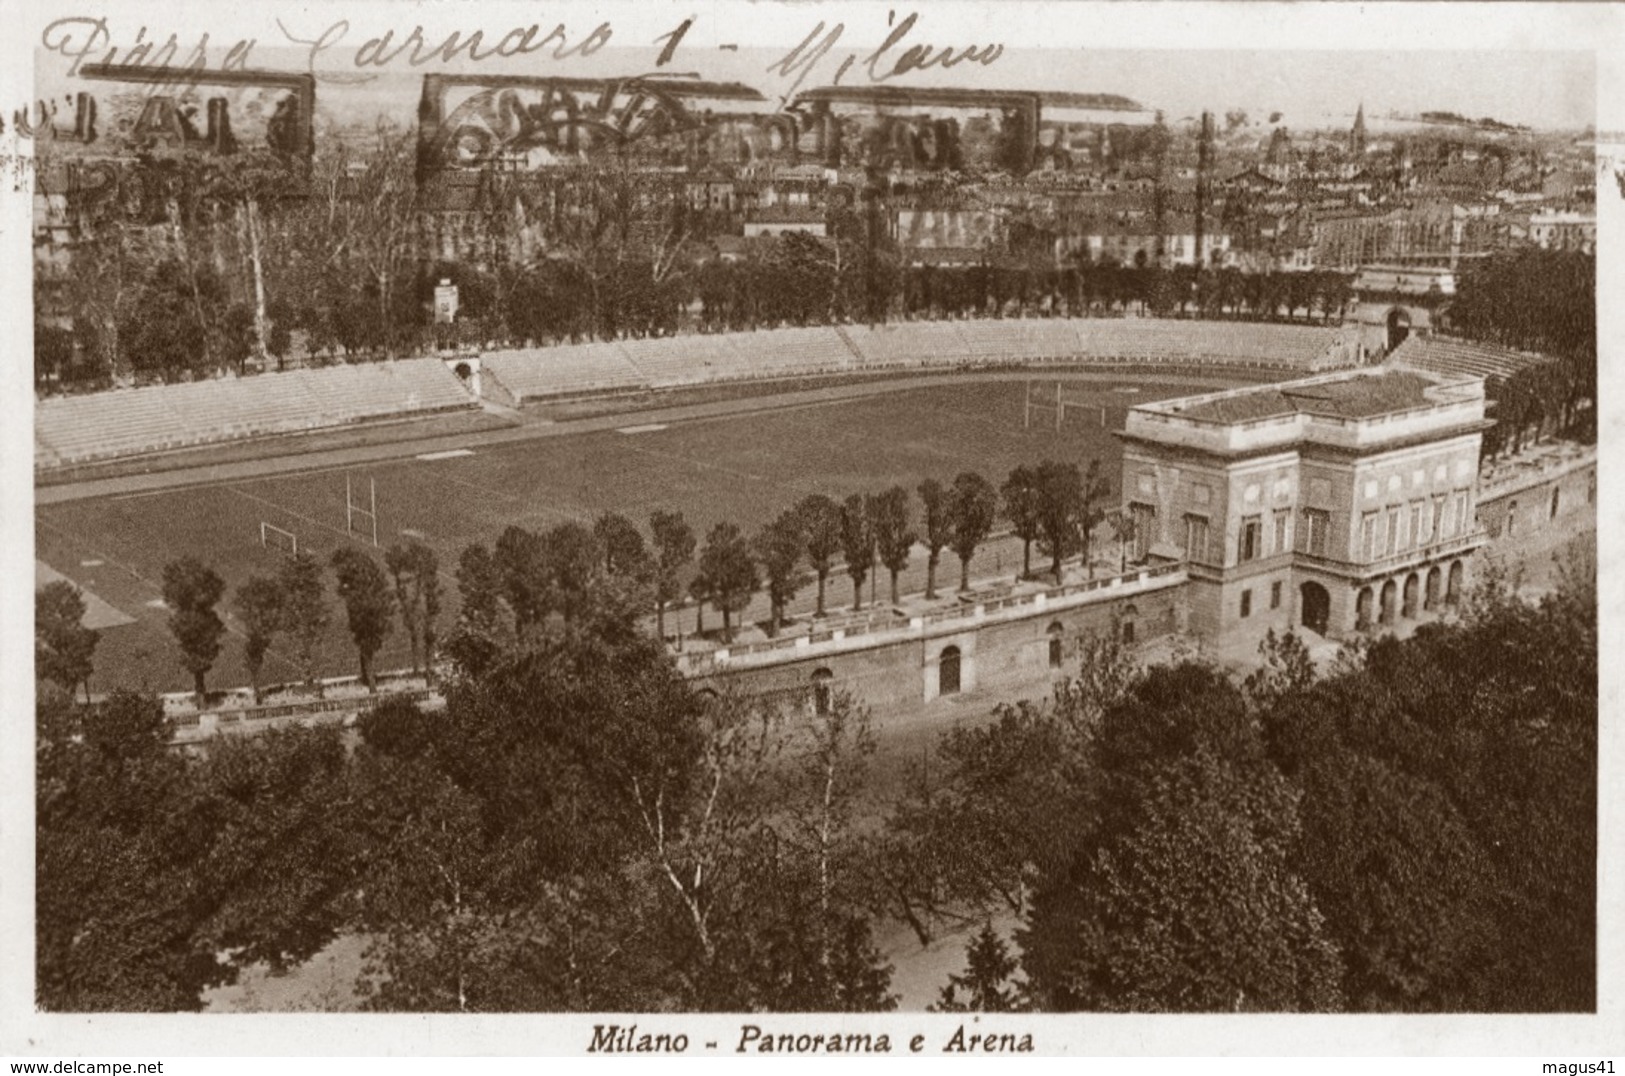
top-left (36, 378), bottom-right (1190, 695)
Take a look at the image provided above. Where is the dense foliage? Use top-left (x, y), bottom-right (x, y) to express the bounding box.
top-left (1450, 250), bottom-right (1596, 447)
top-left (35, 517), bottom-right (1594, 1014)
top-left (894, 558), bottom-right (1596, 1012)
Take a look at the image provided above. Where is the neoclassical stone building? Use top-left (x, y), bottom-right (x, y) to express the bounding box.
top-left (1118, 365), bottom-right (1491, 647)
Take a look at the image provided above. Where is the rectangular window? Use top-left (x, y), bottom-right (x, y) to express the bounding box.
top-left (1130, 502), bottom-right (1157, 559)
top-left (1385, 506), bottom-right (1401, 556)
top-left (1183, 513), bottom-right (1210, 563)
top-left (1454, 490), bottom-right (1470, 535)
top-left (1270, 581), bottom-right (1282, 609)
top-left (1411, 501), bottom-right (1426, 547)
top-left (1298, 508), bottom-right (1330, 556)
top-left (1240, 589), bottom-right (1253, 618)
top-left (1240, 515), bottom-right (1262, 562)
top-left (1433, 495), bottom-right (1449, 539)
top-left (1361, 511), bottom-right (1379, 560)
top-left (1273, 510), bottom-right (1289, 555)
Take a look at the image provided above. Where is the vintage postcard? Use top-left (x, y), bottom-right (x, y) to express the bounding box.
top-left (1, 0), bottom-right (1620, 1061)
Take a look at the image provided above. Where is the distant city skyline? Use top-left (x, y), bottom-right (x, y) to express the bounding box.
top-left (33, 46), bottom-right (1595, 134)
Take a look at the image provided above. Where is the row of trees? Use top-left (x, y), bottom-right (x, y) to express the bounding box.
top-left (230, 540), bottom-right (442, 702)
top-left (37, 537), bottom-right (1596, 1012)
top-left (1449, 249), bottom-right (1597, 446)
top-left (452, 458), bottom-right (1113, 661)
top-left (38, 455), bottom-right (1119, 703)
top-left (38, 132), bottom-right (1372, 392)
top-left (35, 540), bottom-right (442, 708)
top-left (38, 228), bottom-right (1358, 391)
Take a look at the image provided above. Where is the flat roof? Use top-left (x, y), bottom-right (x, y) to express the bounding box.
top-left (1168, 370), bottom-right (1445, 424)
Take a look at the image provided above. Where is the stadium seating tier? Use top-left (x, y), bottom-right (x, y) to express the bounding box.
top-left (37, 319), bottom-right (1367, 468)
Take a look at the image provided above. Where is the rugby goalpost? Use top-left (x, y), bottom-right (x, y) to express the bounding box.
top-left (346, 475), bottom-right (379, 547)
top-left (1024, 379), bottom-right (1109, 431)
top-left (260, 522), bottom-right (298, 555)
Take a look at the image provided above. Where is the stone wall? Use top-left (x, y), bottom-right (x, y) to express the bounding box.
top-left (689, 573), bottom-right (1185, 713)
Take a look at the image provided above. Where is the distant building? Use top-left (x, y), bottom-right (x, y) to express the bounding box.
top-left (1349, 264), bottom-right (1457, 354)
top-left (742, 205), bottom-right (828, 238)
top-left (1528, 211), bottom-right (1596, 254)
top-left (1070, 218), bottom-right (1232, 267)
top-left (1117, 366), bottom-right (1490, 645)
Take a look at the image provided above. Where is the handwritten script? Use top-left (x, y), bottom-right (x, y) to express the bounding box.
top-left (35, 10), bottom-right (1002, 90)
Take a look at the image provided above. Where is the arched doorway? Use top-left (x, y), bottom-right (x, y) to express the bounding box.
top-left (1425, 566), bottom-right (1442, 610)
top-left (1047, 623), bottom-right (1064, 669)
top-left (1300, 582), bottom-right (1331, 635)
top-left (1385, 308), bottom-right (1412, 352)
top-left (1122, 604), bottom-right (1138, 645)
top-left (939, 646), bottom-right (962, 697)
top-left (1355, 587), bottom-right (1374, 631)
top-left (810, 668), bottom-right (834, 716)
top-left (1379, 580), bottom-right (1398, 625)
top-left (1446, 561), bottom-right (1465, 605)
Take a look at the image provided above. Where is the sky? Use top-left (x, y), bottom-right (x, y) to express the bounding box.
top-left (31, 36), bottom-right (1597, 135)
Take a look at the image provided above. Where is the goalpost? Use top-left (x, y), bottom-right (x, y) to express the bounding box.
top-left (1024, 380), bottom-right (1108, 431)
top-left (346, 475), bottom-right (379, 547)
top-left (260, 521), bottom-right (299, 556)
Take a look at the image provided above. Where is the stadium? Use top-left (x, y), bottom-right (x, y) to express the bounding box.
top-left (35, 313), bottom-right (1586, 713)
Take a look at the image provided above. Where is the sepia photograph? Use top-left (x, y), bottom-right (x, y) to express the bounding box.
top-left (2, 0), bottom-right (1620, 1060)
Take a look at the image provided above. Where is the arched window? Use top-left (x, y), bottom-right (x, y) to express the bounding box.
top-left (939, 646), bottom-right (962, 697)
top-left (1506, 501), bottom-right (1518, 537)
top-left (1551, 486), bottom-right (1561, 519)
top-left (810, 668), bottom-right (834, 716)
top-left (1122, 604), bottom-right (1138, 644)
top-left (1047, 623), bottom-right (1064, 669)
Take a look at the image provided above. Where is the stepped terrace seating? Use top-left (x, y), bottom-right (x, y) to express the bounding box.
top-left (741, 327), bottom-right (860, 377)
top-left (843, 322), bottom-right (973, 369)
top-left (1059, 319), bottom-right (1346, 369)
top-left (954, 319), bottom-right (1082, 363)
top-left (474, 318), bottom-right (1354, 406)
top-left (1388, 335), bottom-right (1553, 383)
top-left (39, 318), bottom-right (1361, 467)
top-left (619, 334), bottom-right (757, 387)
top-left (481, 343), bottom-right (649, 402)
top-left (36, 358), bottom-right (474, 469)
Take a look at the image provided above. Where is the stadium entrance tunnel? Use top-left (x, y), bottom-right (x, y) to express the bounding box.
top-left (1386, 308), bottom-right (1412, 352)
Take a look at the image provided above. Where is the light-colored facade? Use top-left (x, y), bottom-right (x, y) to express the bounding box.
top-left (1529, 211), bottom-right (1597, 254)
top-left (1118, 366), bottom-right (1491, 646)
top-left (1350, 263), bottom-right (1457, 355)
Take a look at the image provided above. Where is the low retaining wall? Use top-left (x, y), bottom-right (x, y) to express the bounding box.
top-left (1475, 444), bottom-right (1596, 540)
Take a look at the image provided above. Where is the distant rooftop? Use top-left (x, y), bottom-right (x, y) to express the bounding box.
top-left (1168, 370), bottom-right (1449, 425)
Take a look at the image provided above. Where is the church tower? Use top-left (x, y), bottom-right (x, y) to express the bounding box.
top-left (1350, 102), bottom-right (1368, 156)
